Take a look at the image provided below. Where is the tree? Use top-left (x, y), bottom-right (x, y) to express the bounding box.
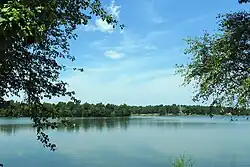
top-left (0, 0), bottom-right (123, 150)
top-left (239, 0), bottom-right (250, 3)
top-left (177, 2), bottom-right (249, 109)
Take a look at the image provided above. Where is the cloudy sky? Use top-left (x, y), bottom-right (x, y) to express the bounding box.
top-left (56, 0), bottom-right (247, 106)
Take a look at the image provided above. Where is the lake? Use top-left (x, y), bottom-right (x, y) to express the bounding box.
top-left (1, 116), bottom-right (250, 167)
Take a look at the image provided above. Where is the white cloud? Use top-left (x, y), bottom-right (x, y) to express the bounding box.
top-left (144, 45), bottom-right (158, 50)
top-left (63, 67), bottom-right (195, 106)
top-left (54, 56), bottom-right (197, 106)
top-left (104, 50), bottom-right (124, 59)
top-left (183, 15), bottom-right (208, 24)
top-left (95, 19), bottom-right (114, 33)
top-left (83, 18), bottom-right (114, 33)
top-left (90, 29), bottom-right (168, 54)
top-left (144, 0), bottom-right (165, 24)
top-left (142, 30), bottom-right (170, 42)
top-left (108, 0), bottom-right (121, 19)
top-left (83, 0), bottom-right (121, 33)
top-left (151, 17), bottom-right (165, 24)
top-left (9, 54), bottom-right (198, 106)
top-left (83, 24), bottom-right (97, 32)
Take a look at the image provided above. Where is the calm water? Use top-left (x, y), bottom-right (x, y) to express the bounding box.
top-left (1, 116), bottom-right (250, 167)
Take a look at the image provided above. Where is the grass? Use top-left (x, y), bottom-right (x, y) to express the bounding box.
top-left (170, 154), bottom-right (195, 167)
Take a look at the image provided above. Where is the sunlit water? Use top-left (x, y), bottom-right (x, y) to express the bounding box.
top-left (1, 116), bottom-right (250, 167)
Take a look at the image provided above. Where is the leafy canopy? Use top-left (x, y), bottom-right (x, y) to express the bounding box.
top-left (0, 0), bottom-right (123, 150)
top-left (239, 0), bottom-right (250, 3)
top-left (177, 2), bottom-right (249, 109)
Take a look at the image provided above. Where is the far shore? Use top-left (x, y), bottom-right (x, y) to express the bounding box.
top-left (131, 113), bottom-right (243, 117)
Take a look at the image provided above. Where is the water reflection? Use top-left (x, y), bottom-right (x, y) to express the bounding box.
top-left (0, 117), bottom-right (131, 135)
top-left (57, 117), bottom-right (130, 133)
top-left (0, 116), bottom-right (244, 136)
top-left (1, 116), bottom-right (250, 167)
top-left (0, 123), bottom-right (35, 135)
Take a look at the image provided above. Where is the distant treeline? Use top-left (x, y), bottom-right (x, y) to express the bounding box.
top-left (0, 100), bottom-right (249, 117)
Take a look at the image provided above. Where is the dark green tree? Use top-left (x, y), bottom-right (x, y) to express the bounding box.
top-left (239, 0), bottom-right (250, 3)
top-left (177, 2), bottom-right (249, 110)
top-left (0, 0), bottom-right (123, 150)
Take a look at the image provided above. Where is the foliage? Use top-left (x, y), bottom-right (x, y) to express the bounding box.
top-left (1, 101), bottom-right (250, 117)
top-left (177, 3), bottom-right (249, 109)
top-left (170, 154), bottom-right (194, 167)
top-left (0, 0), bottom-right (123, 150)
top-left (239, 0), bottom-right (250, 3)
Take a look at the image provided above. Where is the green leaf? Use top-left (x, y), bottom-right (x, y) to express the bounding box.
top-left (177, 11), bottom-right (250, 109)
top-left (1, 7), bottom-right (9, 13)
top-left (0, 0), bottom-right (124, 155)
top-left (0, 17), bottom-right (6, 22)
top-left (9, 17), bottom-right (14, 21)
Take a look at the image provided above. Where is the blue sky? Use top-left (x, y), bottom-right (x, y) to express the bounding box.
top-left (56, 0), bottom-right (248, 106)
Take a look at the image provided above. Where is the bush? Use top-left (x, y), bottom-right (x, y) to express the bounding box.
top-left (170, 154), bottom-right (195, 167)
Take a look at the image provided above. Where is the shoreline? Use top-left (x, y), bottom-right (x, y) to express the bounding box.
top-left (131, 114), bottom-right (244, 117)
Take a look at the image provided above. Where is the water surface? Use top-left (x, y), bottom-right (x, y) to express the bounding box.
top-left (1, 116), bottom-right (250, 167)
